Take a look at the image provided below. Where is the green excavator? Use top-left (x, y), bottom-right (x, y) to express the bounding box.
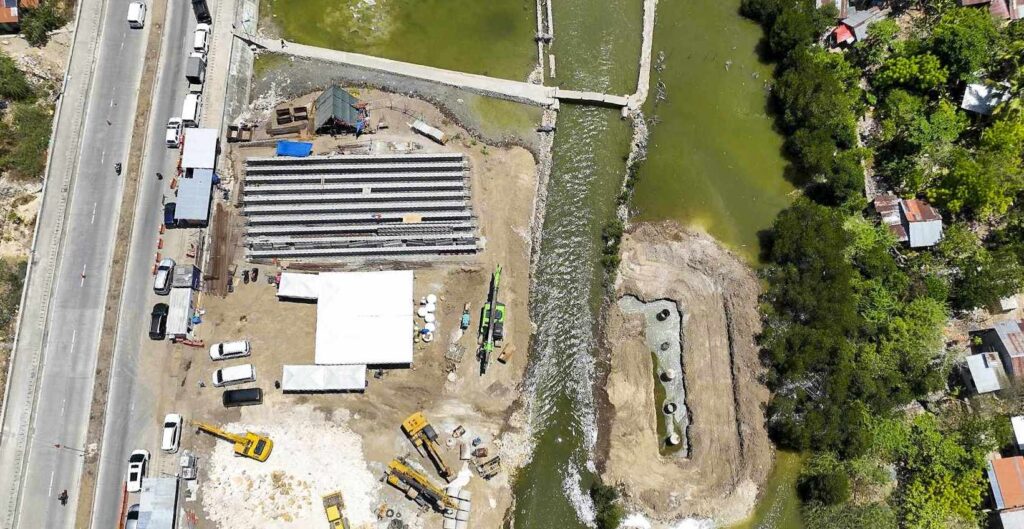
top-left (478, 265), bottom-right (505, 375)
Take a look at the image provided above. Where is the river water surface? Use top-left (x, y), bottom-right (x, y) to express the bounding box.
top-left (261, 0), bottom-right (796, 527)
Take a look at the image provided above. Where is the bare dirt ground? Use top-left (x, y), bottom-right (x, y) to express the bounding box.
top-left (601, 221), bottom-right (772, 526)
top-left (141, 89), bottom-right (540, 528)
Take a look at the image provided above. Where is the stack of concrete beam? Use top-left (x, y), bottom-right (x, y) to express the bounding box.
top-left (242, 153), bottom-right (480, 260)
top-left (443, 488), bottom-right (471, 529)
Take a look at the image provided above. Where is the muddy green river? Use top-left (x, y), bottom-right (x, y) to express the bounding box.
top-left (262, 0), bottom-right (797, 526)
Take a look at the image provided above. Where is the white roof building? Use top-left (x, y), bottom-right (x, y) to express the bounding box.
top-left (965, 352), bottom-right (1007, 394)
top-left (281, 365), bottom-right (367, 392)
top-left (181, 128), bottom-right (218, 169)
top-left (1013, 416), bottom-right (1024, 452)
top-left (167, 287), bottom-right (194, 338)
top-left (961, 83), bottom-right (1010, 115)
top-left (277, 270), bottom-right (414, 366)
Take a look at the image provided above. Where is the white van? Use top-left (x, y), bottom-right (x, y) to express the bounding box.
top-left (210, 340), bottom-right (251, 361)
top-left (126, 2), bottom-right (146, 28)
top-left (212, 364), bottom-right (255, 387)
top-left (180, 93), bottom-right (202, 128)
top-left (193, 23), bottom-right (211, 53)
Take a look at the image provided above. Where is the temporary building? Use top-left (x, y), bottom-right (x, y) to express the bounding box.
top-left (174, 168), bottom-right (215, 226)
top-left (411, 120), bottom-right (447, 145)
top-left (965, 352), bottom-right (1006, 394)
top-left (277, 272), bottom-right (320, 300)
top-left (167, 287), bottom-right (194, 338)
top-left (313, 85), bottom-right (365, 134)
top-left (182, 128), bottom-right (218, 169)
top-left (281, 365), bottom-right (367, 392)
top-left (138, 477), bottom-right (179, 529)
top-left (315, 271), bottom-right (413, 366)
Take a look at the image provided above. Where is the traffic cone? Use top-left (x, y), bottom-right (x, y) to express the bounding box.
top-left (157, 238), bottom-right (163, 249)
top-left (155, 252), bottom-right (162, 263)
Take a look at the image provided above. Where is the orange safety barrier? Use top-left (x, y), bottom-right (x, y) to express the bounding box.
top-left (155, 252), bottom-right (162, 263)
top-left (157, 238), bottom-right (163, 249)
top-left (152, 264), bottom-right (157, 275)
top-left (159, 224), bottom-right (165, 234)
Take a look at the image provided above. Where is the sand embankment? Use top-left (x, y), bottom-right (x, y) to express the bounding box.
top-left (600, 221), bottom-right (772, 526)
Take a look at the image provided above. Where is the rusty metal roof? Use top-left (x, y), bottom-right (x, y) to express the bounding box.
top-left (996, 320), bottom-right (1024, 358)
top-left (992, 457), bottom-right (1024, 510)
top-left (901, 199), bottom-right (942, 223)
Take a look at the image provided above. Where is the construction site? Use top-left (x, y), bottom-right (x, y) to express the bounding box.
top-left (130, 86), bottom-right (539, 529)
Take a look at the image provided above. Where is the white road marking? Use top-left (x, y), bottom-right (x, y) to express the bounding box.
top-left (60, 398), bottom-right (66, 416)
top-left (70, 329), bottom-right (77, 353)
top-left (90, 202), bottom-right (97, 224)
top-left (80, 264), bottom-right (87, 286)
top-left (109, 99), bottom-right (114, 108)
top-left (101, 150), bottom-right (106, 164)
top-left (48, 471), bottom-right (54, 496)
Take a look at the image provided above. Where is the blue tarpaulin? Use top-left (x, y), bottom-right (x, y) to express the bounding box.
top-left (276, 140), bottom-right (313, 157)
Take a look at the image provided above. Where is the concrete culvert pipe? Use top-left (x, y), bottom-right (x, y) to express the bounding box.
top-left (656, 308), bottom-right (671, 321)
top-left (661, 369), bottom-right (676, 381)
top-left (667, 433), bottom-right (681, 446)
top-left (664, 402), bottom-right (677, 414)
top-left (660, 341), bottom-right (670, 351)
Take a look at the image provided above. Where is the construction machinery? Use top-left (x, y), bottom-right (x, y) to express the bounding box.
top-left (384, 459), bottom-right (457, 514)
top-left (460, 303), bottom-right (471, 330)
top-left (401, 412), bottom-right (453, 482)
top-left (323, 492), bottom-right (348, 529)
top-left (192, 420), bottom-right (273, 462)
top-left (477, 265), bottom-right (505, 375)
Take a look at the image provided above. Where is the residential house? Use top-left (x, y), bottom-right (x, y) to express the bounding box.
top-left (989, 456), bottom-right (1024, 528)
top-left (984, 320), bottom-right (1024, 379)
top-left (0, 0), bottom-right (38, 33)
top-left (1013, 416), bottom-right (1024, 452)
top-left (872, 194), bottom-right (944, 248)
top-left (960, 0), bottom-right (1024, 20)
top-left (962, 83), bottom-right (1012, 115)
top-left (964, 352), bottom-right (1008, 394)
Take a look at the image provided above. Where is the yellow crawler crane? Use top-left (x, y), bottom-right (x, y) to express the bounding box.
top-left (323, 491), bottom-right (348, 529)
top-left (192, 420), bottom-right (273, 462)
top-left (401, 412), bottom-right (453, 482)
top-left (384, 459), bottom-right (457, 514)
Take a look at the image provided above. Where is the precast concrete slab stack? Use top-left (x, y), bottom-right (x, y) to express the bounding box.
top-left (242, 152), bottom-right (481, 260)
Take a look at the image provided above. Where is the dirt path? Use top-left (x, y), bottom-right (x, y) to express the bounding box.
top-left (600, 221), bottom-right (772, 526)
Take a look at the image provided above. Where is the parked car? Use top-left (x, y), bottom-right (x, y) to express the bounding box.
top-left (126, 450), bottom-right (149, 493)
top-left (149, 303), bottom-right (169, 340)
top-left (124, 504), bottom-right (140, 529)
top-left (212, 364), bottom-right (255, 387)
top-left (153, 258), bottom-right (175, 295)
top-left (222, 387), bottom-right (263, 407)
top-left (161, 413), bottom-right (182, 453)
top-left (163, 202), bottom-right (176, 229)
top-left (209, 340), bottom-right (250, 361)
top-left (193, 23), bottom-right (211, 53)
top-left (165, 118), bottom-right (183, 147)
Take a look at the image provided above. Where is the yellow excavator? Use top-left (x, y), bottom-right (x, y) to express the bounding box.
top-left (401, 412), bottom-right (453, 482)
top-left (384, 459), bottom-right (457, 514)
top-left (192, 420), bottom-right (273, 462)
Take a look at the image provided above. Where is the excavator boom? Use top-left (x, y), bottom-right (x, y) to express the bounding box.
top-left (193, 420), bottom-right (273, 462)
top-left (401, 412), bottom-right (453, 481)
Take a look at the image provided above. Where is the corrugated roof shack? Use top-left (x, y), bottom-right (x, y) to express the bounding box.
top-left (983, 320), bottom-right (1024, 379)
top-left (872, 194), bottom-right (943, 248)
top-left (0, 0), bottom-right (39, 32)
top-left (989, 456), bottom-right (1024, 528)
top-left (175, 169), bottom-right (215, 226)
top-left (138, 477), bottom-right (179, 529)
top-left (313, 86), bottom-right (367, 135)
top-left (963, 352), bottom-right (1007, 394)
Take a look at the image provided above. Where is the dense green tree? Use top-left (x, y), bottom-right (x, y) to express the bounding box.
top-left (768, 0), bottom-right (836, 58)
top-left (776, 48), bottom-right (861, 141)
top-left (874, 54), bottom-right (948, 92)
top-left (938, 223), bottom-right (1024, 309)
top-left (739, 0), bottom-right (783, 26)
top-left (927, 147), bottom-right (1019, 218)
top-left (854, 18), bottom-right (900, 69)
top-left (930, 6), bottom-right (999, 81)
top-left (0, 52), bottom-right (33, 101)
top-left (19, 2), bottom-right (65, 47)
top-left (589, 480), bottom-right (624, 529)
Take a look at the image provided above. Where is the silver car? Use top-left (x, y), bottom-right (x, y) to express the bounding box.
top-left (153, 258), bottom-right (175, 295)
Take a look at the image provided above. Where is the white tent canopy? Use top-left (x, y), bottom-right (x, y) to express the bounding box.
top-left (281, 365), bottom-right (367, 392)
top-left (182, 128), bottom-right (218, 169)
top-left (277, 272), bottom-right (321, 300)
top-left (315, 271), bottom-right (413, 365)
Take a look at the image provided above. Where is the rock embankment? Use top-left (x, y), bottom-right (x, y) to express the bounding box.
top-left (600, 221), bottom-right (772, 526)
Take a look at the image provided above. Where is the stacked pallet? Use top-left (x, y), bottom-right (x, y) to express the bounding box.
top-left (242, 153), bottom-right (480, 260)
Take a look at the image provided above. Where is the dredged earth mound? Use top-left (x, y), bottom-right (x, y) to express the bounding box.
top-left (600, 221), bottom-right (772, 526)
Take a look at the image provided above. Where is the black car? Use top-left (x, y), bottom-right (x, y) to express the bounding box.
top-left (222, 388), bottom-right (263, 407)
top-left (163, 202), bottom-right (177, 229)
top-left (149, 303), bottom-right (169, 340)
